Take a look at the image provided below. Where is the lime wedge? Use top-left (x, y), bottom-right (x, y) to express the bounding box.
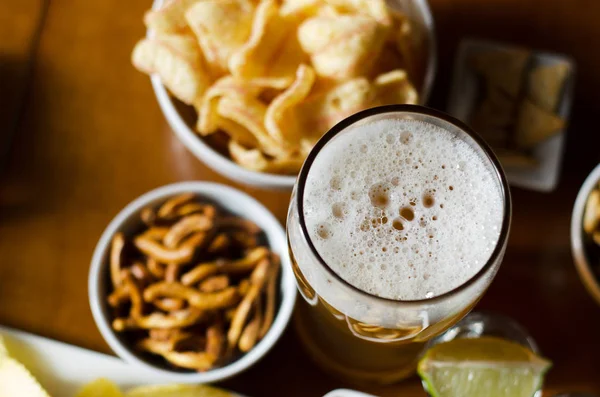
top-left (125, 384), bottom-right (234, 397)
top-left (418, 337), bottom-right (552, 397)
top-left (75, 378), bottom-right (124, 397)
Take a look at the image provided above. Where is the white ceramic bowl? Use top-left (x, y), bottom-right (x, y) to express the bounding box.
top-left (149, 0), bottom-right (437, 191)
top-left (571, 163), bottom-right (600, 305)
top-left (89, 182), bottom-right (296, 383)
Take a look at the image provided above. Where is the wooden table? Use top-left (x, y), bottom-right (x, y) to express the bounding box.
top-left (0, 0), bottom-right (599, 395)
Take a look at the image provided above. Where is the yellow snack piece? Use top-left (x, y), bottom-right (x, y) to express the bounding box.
top-left (185, 0), bottom-right (255, 76)
top-left (298, 14), bottom-right (387, 80)
top-left (515, 99), bottom-right (565, 148)
top-left (527, 63), bottom-right (569, 112)
top-left (373, 69), bottom-right (418, 105)
top-left (132, 34), bottom-right (210, 105)
top-left (265, 64), bottom-right (316, 148)
top-left (144, 0), bottom-right (200, 33)
top-left (0, 357), bottom-right (51, 397)
top-left (75, 378), bottom-right (124, 397)
top-left (324, 0), bottom-right (391, 25)
top-left (229, 0), bottom-right (307, 88)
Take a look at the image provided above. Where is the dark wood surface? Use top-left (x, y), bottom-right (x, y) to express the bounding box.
top-left (0, 0), bottom-right (599, 395)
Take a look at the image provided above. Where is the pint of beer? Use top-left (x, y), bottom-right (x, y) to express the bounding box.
top-left (286, 106), bottom-right (511, 384)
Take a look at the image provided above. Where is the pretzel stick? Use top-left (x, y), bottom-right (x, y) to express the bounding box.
top-left (239, 295), bottom-right (263, 352)
top-left (176, 203), bottom-right (208, 217)
top-left (139, 226), bottom-right (169, 241)
top-left (206, 322), bottom-right (224, 359)
top-left (227, 258), bottom-right (270, 348)
top-left (260, 254), bottom-right (280, 338)
top-left (164, 214), bottom-right (213, 248)
top-left (161, 351), bottom-right (216, 371)
top-left (134, 231), bottom-right (205, 265)
top-left (153, 298), bottom-right (185, 312)
top-left (140, 207), bottom-right (156, 226)
top-left (108, 286), bottom-right (129, 307)
top-left (181, 263), bottom-right (219, 286)
top-left (144, 282), bottom-right (239, 310)
top-left (199, 275), bottom-right (229, 292)
top-left (238, 279), bottom-right (251, 296)
top-left (110, 233), bottom-right (125, 288)
top-left (123, 270), bottom-right (144, 318)
top-left (218, 216), bottom-right (261, 234)
top-left (164, 263), bottom-right (180, 283)
top-left (146, 258), bottom-right (165, 279)
top-left (149, 328), bottom-right (178, 341)
top-left (130, 261), bottom-right (153, 285)
top-left (231, 231), bottom-right (258, 249)
top-left (157, 193), bottom-right (195, 218)
top-left (207, 233), bottom-right (230, 253)
top-left (113, 309), bottom-right (205, 331)
top-left (218, 247), bottom-right (269, 274)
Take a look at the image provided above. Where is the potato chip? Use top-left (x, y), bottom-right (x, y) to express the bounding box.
top-left (298, 14), bottom-right (386, 80)
top-left (229, 0), bottom-right (308, 89)
top-left (185, 0), bottom-right (255, 76)
top-left (126, 384), bottom-right (233, 397)
top-left (527, 63), bottom-right (569, 112)
top-left (298, 77), bottom-right (375, 136)
top-left (470, 48), bottom-right (530, 97)
top-left (265, 64), bottom-right (316, 148)
top-left (75, 378), bottom-right (124, 397)
top-left (373, 69), bottom-right (418, 105)
top-left (132, 34), bottom-right (210, 104)
top-left (515, 99), bottom-right (565, 148)
top-left (196, 76), bottom-right (262, 135)
top-left (218, 117), bottom-right (259, 148)
top-left (388, 11), bottom-right (416, 78)
top-left (324, 0), bottom-right (390, 25)
top-left (218, 94), bottom-right (286, 156)
top-left (229, 141), bottom-right (304, 174)
top-left (144, 0), bottom-right (199, 33)
top-left (0, 357), bottom-right (51, 397)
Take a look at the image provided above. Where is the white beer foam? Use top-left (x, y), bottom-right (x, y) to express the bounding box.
top-left (303, 119), bottom-right (503, 300)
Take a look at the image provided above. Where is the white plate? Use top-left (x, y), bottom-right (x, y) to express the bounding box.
top-left (447, 38), bottom-right (575, 192)
top-left (0, 326), bottom-right (243, 397)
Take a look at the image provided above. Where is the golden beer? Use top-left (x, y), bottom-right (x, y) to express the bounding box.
top-left (286, 106), bottom-right (511, 384)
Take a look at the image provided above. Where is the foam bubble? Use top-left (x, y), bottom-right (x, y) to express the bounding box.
top-left (303, 118), bottom-right (503, 300)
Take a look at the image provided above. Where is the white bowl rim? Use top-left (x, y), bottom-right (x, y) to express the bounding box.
top-left (89, 181), bottom-right (297, 382)
top-left (148, 0), bottom-right (437, 190)
top-left (571, 163), bottom-right (600, 305)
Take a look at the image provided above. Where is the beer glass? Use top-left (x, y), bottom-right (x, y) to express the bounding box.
top-left (286, 105), bottom-right (511, 384)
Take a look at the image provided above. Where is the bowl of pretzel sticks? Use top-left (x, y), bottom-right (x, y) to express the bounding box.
top-left (89, 182), bottom-right (296, 382)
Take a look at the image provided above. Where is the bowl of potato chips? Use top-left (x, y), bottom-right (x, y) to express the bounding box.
top-left (132, 0), bottom-right (436, 190)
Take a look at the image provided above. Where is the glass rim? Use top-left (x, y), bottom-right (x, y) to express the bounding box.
top-left (296, 104), bottom-right (512, 305)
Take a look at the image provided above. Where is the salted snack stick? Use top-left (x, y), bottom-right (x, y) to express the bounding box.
top-left (110, 233), bottom-right (125, 288)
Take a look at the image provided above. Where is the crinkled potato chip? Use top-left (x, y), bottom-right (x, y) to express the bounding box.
top-left (298, 14), bottom-right (386, 80)
top-left (218, 94), bottom-right (286, 156)
top-left (470, 48), bottom-right (530, 98)
top-left (75, 378), bottom-right (124, 397)
top-left (185, 0), bottom-right (255, 76)
top-left (126, 384), bottom-right (233, 397)
top-left (324, 0), bottom-right (390, 25)
top-left (132, 34), bottom-right (210, 104)
top-left (515, 99), bottom-right (565, 148)
top-left (144, 0), bottom-right (200, 33)
top-left (196, 76), bottom-right (263, 135)
top-left (229, 141), bottom-right (304, 174)
top-left (218, 117), bottom-right (259, 148)
top-left (229, 0), bottom-right (307, 88)
top-left (265, 64), bottom-right (316, 148)
top-left (373, 69), bottom-right (418, 105)
top-left (298, 77), bottom-right (375, 136)
top-left (0, 357), bottom-right (51, 397)
top-left (527, 63), bottom-right (569, 112)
